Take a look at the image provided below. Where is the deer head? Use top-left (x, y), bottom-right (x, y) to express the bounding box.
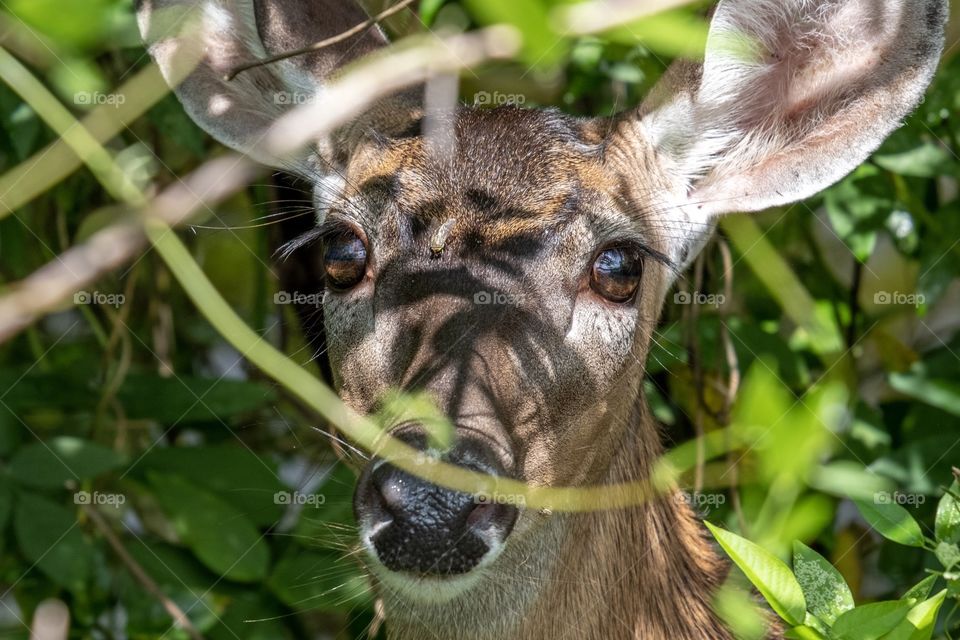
top-left (138, 1), bottom-right (948, 638)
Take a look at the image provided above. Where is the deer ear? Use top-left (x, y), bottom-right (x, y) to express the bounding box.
top-left (623, 0), bottom-right (947, 264)
top-left (137, 0), bottom-right (391, 176)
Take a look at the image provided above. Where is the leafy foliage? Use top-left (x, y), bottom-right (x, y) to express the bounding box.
top-left (0, 0), bottom-right (958, 639)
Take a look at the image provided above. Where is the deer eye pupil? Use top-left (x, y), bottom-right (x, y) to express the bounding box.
top-left (590, 247), bottom-right (642, 303)
top-left (323, 231), bottom-right (367, 291)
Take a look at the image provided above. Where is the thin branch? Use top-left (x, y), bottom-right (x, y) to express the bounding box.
top-left (225, 0), bottom-right (417, 81)
top-left (81, 504), bottom-right (204, 640)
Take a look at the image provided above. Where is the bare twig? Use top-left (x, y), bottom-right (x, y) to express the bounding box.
top-left (717, 237), bottom-right (746, 534)
top-left (225, 0), bottom-right (417, 80)
top-left (81, 504), bottom-right (204, 640)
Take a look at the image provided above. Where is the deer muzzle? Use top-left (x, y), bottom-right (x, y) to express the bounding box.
top-left (354, 429), bottom-right (518, 577)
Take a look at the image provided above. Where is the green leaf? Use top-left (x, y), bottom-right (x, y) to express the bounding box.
top-left (14, 492), bottom-right (92, 592)
top-left (419, 0), bottom-right (446, 26)
top-left (902, 575), bottom-right (938, 603)
top-left (784, 626), bottom-right (828, 640)
top-left (0, 475), bottom-right (12, 551)
top-left (935, 542), bottom-right (960, 569)
top-left (117, 374), bottom-right (275, 424)
top-left (890, 372), bottom-right (960, 418)
top-left (880, 590), bottom-right (948, 640)
top-left (792, 542), bottom-right (854, 625)
top-left (832, 601), bottom-right (912, 640)
top-left (712, 583), bottom-right (768, 640)
top-left (148, 473), bottom-right (269, 582)
top-left (267, 548), bottom-right (371, 613)
top-left (874, 141), bottom-right (956, 178)
top-left (935, 480), bottom-right (960, 544)
top-left (706, 523), bottom-right (806, 625)
top-left (854, 499), bottom-right (926, 547)
top-left (136, 446), bottom-right (284, 526)
top-left (9, 436), bottom-right (123, 489)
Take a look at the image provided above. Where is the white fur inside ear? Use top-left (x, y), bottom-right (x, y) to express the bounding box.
top-left (637, 0), bottom-right (946, 277)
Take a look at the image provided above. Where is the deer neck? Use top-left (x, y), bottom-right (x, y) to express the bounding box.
top-left (383, 394), bottom-right (732, 640)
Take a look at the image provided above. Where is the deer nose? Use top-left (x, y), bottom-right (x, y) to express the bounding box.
top-left (355, 434), bottom-right (518, 576)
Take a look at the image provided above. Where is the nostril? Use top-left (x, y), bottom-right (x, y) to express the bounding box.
top-left (466, 502), bottom-right (498, 529)
top-left (377, 474), bottom-right (407, 514)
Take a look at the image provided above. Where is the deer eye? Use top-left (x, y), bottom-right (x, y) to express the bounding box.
top-left (590, 247), bottom-right (643, 303)
top-left (323, 230), bottom-right (368, 291)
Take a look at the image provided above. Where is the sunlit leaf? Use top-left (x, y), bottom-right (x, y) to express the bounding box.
top-left (881, 590), bottom-right (947, 640)
top-left (854, 498), bottom-right (927, 548)
top-left (935, 479), bottom-right (960, 544)
top-left (706, 523), bottom-right (806, 626)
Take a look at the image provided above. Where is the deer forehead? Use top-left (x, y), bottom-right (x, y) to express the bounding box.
top-left (331, 107), bottom-right (636, 247)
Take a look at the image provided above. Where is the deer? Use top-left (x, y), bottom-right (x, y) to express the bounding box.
top-left (137, 0), bottom-right (948, 638)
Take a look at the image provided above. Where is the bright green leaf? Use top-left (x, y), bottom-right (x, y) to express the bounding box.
top-left (706, 523), bottom-right (806, 626)
top-left (881, 590), bottom-right (948, 640)
top-left (935, 480), bottom-right (960, 544)
top-left (854, 498), bottom-right (927, 548)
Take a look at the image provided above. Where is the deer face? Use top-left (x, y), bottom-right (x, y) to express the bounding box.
top-left (139, 0), bottom-right (947, 613)
top-left (324, 108), bottom-right (676, 585)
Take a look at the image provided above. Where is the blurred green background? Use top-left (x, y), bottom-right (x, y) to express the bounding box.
top-left (0, 0), bottom-right (959, 638)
